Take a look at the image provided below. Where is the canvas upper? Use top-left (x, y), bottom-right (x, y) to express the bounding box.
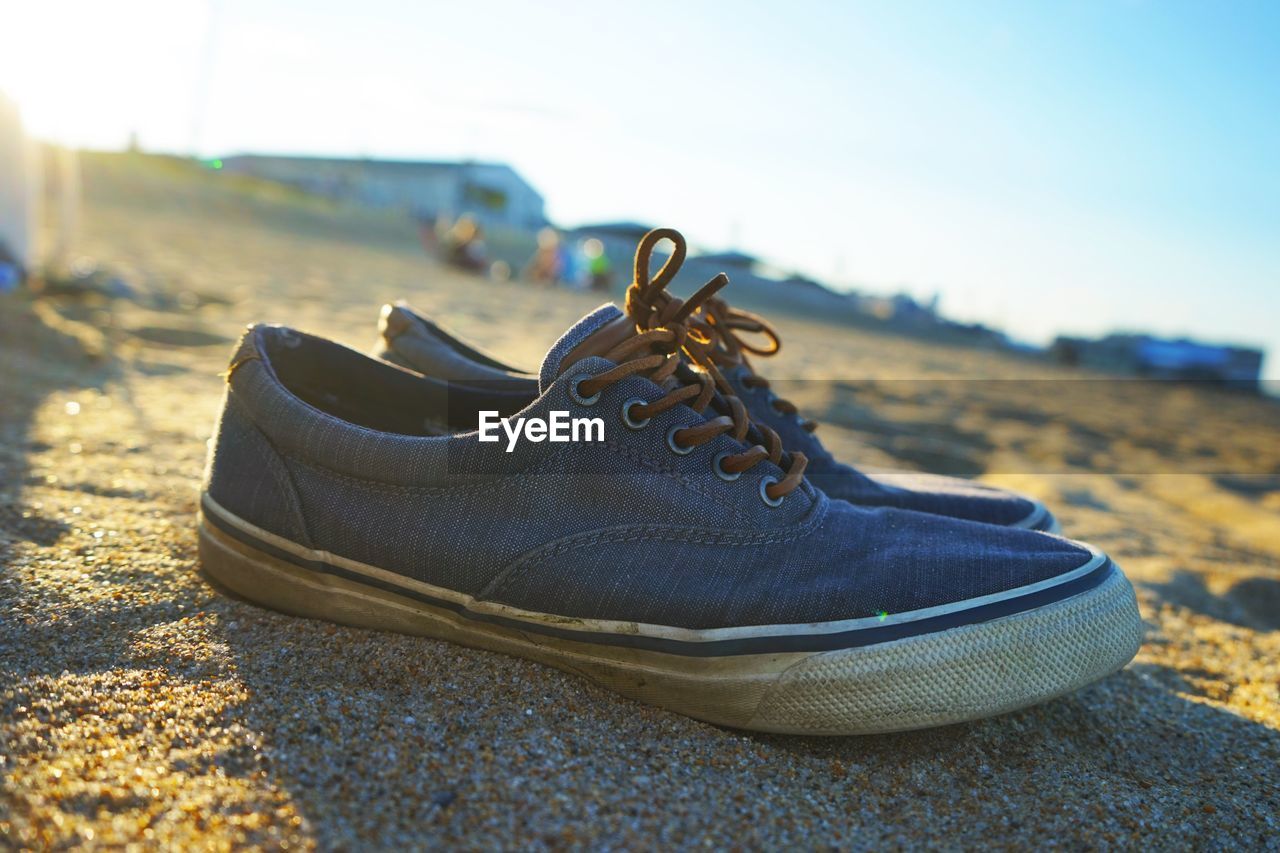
top-left (204, 307), bottom-right (1101, 636)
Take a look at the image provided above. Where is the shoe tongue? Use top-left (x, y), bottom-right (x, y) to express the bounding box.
top-left (538, 304), bottom-right (638, 393)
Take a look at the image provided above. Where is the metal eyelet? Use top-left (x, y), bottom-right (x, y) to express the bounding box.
top-left (758, 475), bottom-right (785, 507)
top-left (620, 398), bottom-right (651, 430)
top-left (712, 452), bottom-right (741, 482)
top-left (569, 374), bottom-right (601, 406)
top-left (666, 425), bottom-right (695, 455)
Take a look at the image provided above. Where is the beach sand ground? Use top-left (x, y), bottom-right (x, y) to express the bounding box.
top-left (2, 153), bottom-right (1277, 848)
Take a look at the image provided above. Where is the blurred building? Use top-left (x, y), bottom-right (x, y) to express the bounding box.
top-left (1052, 333), bottom-right (1264, 391)
top-left (695, 250), bottom-right (762, 273)
top-left (857, 292), bottom-right (940, 327)
top-left (567, 223), bottom-right (878, 323)
top-left (565, 222), bottom-right (656, 271)
top-left (221, 155), bottom-right (547, 231)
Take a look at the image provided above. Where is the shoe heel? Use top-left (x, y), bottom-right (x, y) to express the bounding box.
top-left (198, 510), bottom-right (334, 624)
top-left (199, 504), bottom-right (413, 632)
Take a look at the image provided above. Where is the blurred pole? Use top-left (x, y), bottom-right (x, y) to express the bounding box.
top-left (0, 90), bottom-right (37, 274)
top-left (48, 146), bottom-right (81, 266)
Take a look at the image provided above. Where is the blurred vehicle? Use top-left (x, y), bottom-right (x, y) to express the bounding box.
top-left (583, 238), bottom-right (612, 291)
top-left (1053, 333), bottom-right (1264, 391)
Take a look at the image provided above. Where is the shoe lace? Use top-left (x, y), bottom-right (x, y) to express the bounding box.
top-left (696, 296), bottom-right (817, 432)
top-left (578, 229), bottom-right (807, 502)
top-left (623, 229), bottom-right (816, 434)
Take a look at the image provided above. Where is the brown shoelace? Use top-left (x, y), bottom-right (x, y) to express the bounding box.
top-left (598, 228), bottom-right (806, 502)
top-left (697, 296), bottom-right (817, 433)
top-left (624, 229), bottom-right (816, 433)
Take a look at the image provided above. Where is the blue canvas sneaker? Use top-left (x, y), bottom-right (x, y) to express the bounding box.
top-left (373, 228), bottom-right (1061, 532)
top-left (200, 303), bottom-right (1142, 734)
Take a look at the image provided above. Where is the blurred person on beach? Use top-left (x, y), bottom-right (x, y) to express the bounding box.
top-left (440, 215), bottom-right (488, 274)
top-left (416, 212), bottom-right (442, 256)
top-left (522, 227), bottom-right (565, 284)
top-left (558, 235), bottom-right (581, 287)
top-left (583, 238), bottom-right (613, 292)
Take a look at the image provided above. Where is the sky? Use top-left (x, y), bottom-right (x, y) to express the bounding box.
top-left (4, 0), bottom-right (1278, 376)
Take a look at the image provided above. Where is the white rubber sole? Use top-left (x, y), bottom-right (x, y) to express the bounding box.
top-left (198, 495), bottom-right (1143, 735)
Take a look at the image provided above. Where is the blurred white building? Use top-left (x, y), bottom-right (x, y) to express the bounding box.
top-left (222, 155), bottom-right (547, 231)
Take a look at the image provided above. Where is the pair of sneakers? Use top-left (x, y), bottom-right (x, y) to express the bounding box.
top-left (199, 228), bottom-right (1142, 735)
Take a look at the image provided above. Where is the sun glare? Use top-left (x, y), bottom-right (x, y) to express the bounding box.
top-left (0, 1), bottom-right (210, 150)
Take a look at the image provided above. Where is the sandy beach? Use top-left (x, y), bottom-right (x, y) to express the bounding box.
top-left (2, 153), bottom-right (1277, 848)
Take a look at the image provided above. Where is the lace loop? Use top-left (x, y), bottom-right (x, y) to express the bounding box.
top-left (612, 228), bottom-right (807, 501)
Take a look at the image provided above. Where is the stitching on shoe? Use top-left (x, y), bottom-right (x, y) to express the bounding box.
top-left (281, 447), bottom-right (566, 496)
top-left (225, 393), bottom-right (315, 548)
top-left (258, 433), bottom-right (314, 548)
top-left (601, 439), bottom-right (752, 523)
top-left (483, 493), bottom-right (829, 601)
top-left (277, 436), bottom-right (767, 520)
